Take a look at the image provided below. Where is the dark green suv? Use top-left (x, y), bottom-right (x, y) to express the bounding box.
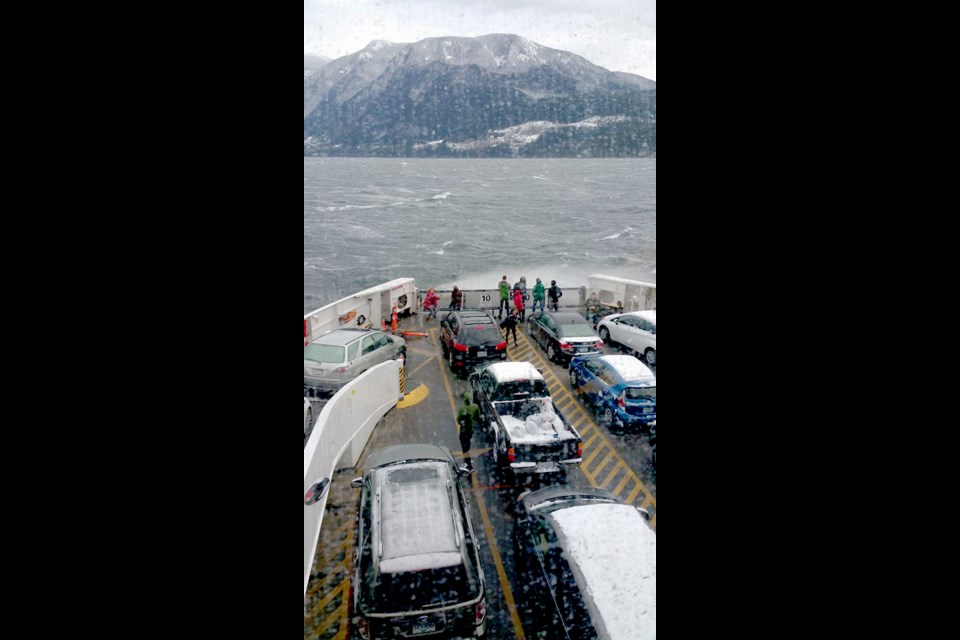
top-left (351, 444), bottom-right (487, 639)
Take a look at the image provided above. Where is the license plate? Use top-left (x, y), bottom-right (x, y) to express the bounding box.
top-left (413, 621), bottom-right (437, 635)
top-left (476, 350), bottom-right (487, 357)
top-left (535, 462), bottom-right (560, 473)
top-left (643, 407), bottom-right (655, 414)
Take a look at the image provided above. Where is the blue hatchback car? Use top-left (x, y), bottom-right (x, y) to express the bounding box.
top-left (569, 354), bottom-right (657, 428)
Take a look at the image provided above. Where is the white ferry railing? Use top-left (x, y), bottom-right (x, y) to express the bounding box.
top-left (303, 278), bottom-right (417, 346)
top-left (303, 360), bottom-right (401, 597)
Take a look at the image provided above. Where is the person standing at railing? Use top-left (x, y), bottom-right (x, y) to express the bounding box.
top-left (498, 275), bottom-right (511, 319)
top-left (450, 285), bottom-right (463, 310)
top-left (532, 277), bottom-right (546, 314)
top-left (423, 288), bottom-right (439, 320)
top-left (513, 286), bottom-right (526, 323)
top-left (548, 280), bottom-right (563, 312)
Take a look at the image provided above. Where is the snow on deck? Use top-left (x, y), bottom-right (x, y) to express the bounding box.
top-left (552, 503), bottom-right (656, 640)
top-left (377, 462), bottom-right (461, 574)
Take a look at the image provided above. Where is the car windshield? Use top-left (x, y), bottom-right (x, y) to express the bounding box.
top-left (304, 343), bottom-right (346, 363)
top-left (626, 387), bottom-right (656, 400)
top-left (462, 325), bottom-right (501, 346)
top-left (558, 324), bottom-right (597, 338)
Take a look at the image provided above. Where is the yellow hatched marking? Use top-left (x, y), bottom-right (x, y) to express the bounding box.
top-left (582, 443), bottom-right (606, 469)
top-left (601, 461), bottom-right (624, 488)
top-left (625, 482), bottom-right (643, 506)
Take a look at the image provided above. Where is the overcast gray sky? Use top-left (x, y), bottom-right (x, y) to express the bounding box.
top-left (304, 0), bottom-right (656, 81)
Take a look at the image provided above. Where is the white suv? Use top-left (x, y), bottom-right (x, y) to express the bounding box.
top-left (598, 310), bottom-right (656, 366)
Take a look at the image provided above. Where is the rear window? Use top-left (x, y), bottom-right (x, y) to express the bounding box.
top-left (461, 324), bottom-right (501, 346)
top-left (375, 563), bottom-right (478, 608)
top-left (626, 387), bottom-right (656, 400)
top-left (558, 324), bottom-right (597, 338)
top-left (304, 343), bottom-right (346, 363)
top-left (494, 380), bottom-right (548, 401)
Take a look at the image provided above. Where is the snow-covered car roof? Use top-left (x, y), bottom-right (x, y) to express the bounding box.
top-left (598, 355), bottom-right (656, 385)
top-left (551, 503), bottom-right (656, 640)
top-left (485, 361), bottom-right (543, 384)
top-left (376, 461), bottom-right (462, 575)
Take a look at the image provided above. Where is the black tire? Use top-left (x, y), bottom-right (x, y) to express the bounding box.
top-left (569, 369), bottom-right (579, 390)
top-left (599, 327), bottom-right (611, 342)
top-left (602, 407), bottom-right (617, 429)
top-left (547, 343), bottom-right (558, 362)
top-left (645, 348), bottom-right (657, 367)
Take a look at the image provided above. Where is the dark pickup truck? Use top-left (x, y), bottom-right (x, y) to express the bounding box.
top-left (469, 361), bottom-right (583, 477)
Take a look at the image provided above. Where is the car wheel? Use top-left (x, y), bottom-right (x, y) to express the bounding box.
top-left (603, 407), bottom-right (617, 428)
top-left (599, 327), bottom-right (610, 342)
top-left (569, 369), bottom-right (579, 390)
top-left (449, 350), bottom-right (456, 372)
top-left (547, 343), bottom-right (557, 362)
top-left (645, 348), bottom-right (657, 366)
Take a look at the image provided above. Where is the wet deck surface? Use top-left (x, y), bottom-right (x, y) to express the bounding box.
top-left (304, 311), bottom-right (656, 640)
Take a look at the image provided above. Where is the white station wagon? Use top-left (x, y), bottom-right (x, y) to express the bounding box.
top-left (597, 310), bottom-right (656, 366)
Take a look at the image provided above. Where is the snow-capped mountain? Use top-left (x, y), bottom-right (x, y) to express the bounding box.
top-left (303, 54), bottom-right (330, 80)
top-left (304, 34), bottom-right (656, 157)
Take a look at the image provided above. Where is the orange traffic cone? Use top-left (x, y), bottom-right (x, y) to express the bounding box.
top-left (382, 318), bottom-right (388, 331)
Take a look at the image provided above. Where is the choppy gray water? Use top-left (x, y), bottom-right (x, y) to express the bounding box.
top-left (304, 158), bottom-right (656, 315)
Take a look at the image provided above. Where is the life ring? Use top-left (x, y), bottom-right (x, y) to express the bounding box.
top-left (356, 315), bottom-right (366, 325)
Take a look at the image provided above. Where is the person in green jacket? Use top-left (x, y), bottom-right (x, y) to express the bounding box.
top-left (532, 277), bottom-right (546, 314)
top-left (457, 393), bottom-right (481, 470)
top-left (498, 275), bottom-right (511, 319)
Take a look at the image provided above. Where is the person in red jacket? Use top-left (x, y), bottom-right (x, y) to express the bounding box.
top-left (423, 288), bottom-right (439, 320)
top-left (513, 286), bottom-right (525, 323)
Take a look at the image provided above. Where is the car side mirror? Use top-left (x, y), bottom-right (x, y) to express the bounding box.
top-left (458, 465), bottom-right (475, 477)
top-left (637, 507), bottom-right (651, 522)
top-left (305, 477), bottom-right (331, 506)
top-left (350, 477), bottom-right (363, 489)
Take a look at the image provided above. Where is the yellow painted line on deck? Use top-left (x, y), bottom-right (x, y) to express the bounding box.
top-left (601, 461), bottom-right (624, 488)
top-left (625, 482), bottom-right (643, 506)
top-left (435, 336), bottom-right (526, 640)
top-left (396, 383), bottom-right (428, 408)
top-left (613, 473), bottom-right (632, 496)
top-left (407, 355), bottom-right (437, 378)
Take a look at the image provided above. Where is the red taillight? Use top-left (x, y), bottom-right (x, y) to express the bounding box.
top-left (453, 342), bottom-right (469, 352)
top-left (577, 442), bottom-right (583, 458)
top-left (617, 392), bottom-right (626, 409)
top-left (476, 599), bottom-right (487, 625)
top-left (496, 341), bottom-right (507, 351)
top-left (595, 341), bottom-right (604, 350)
top-left (507, 447), bottom-right (516, 462)
top-left (334, 367), bottom-right (348, 374)
top-left (357, 617), bottom-right (370, 640)
top-left (560, 342), bottom-right (572, 351)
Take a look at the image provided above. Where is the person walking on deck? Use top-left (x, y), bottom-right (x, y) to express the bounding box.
top-left (457, 393), bottom-right (480, 470)
top-left (500, 309), bottom-right (519, 347)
